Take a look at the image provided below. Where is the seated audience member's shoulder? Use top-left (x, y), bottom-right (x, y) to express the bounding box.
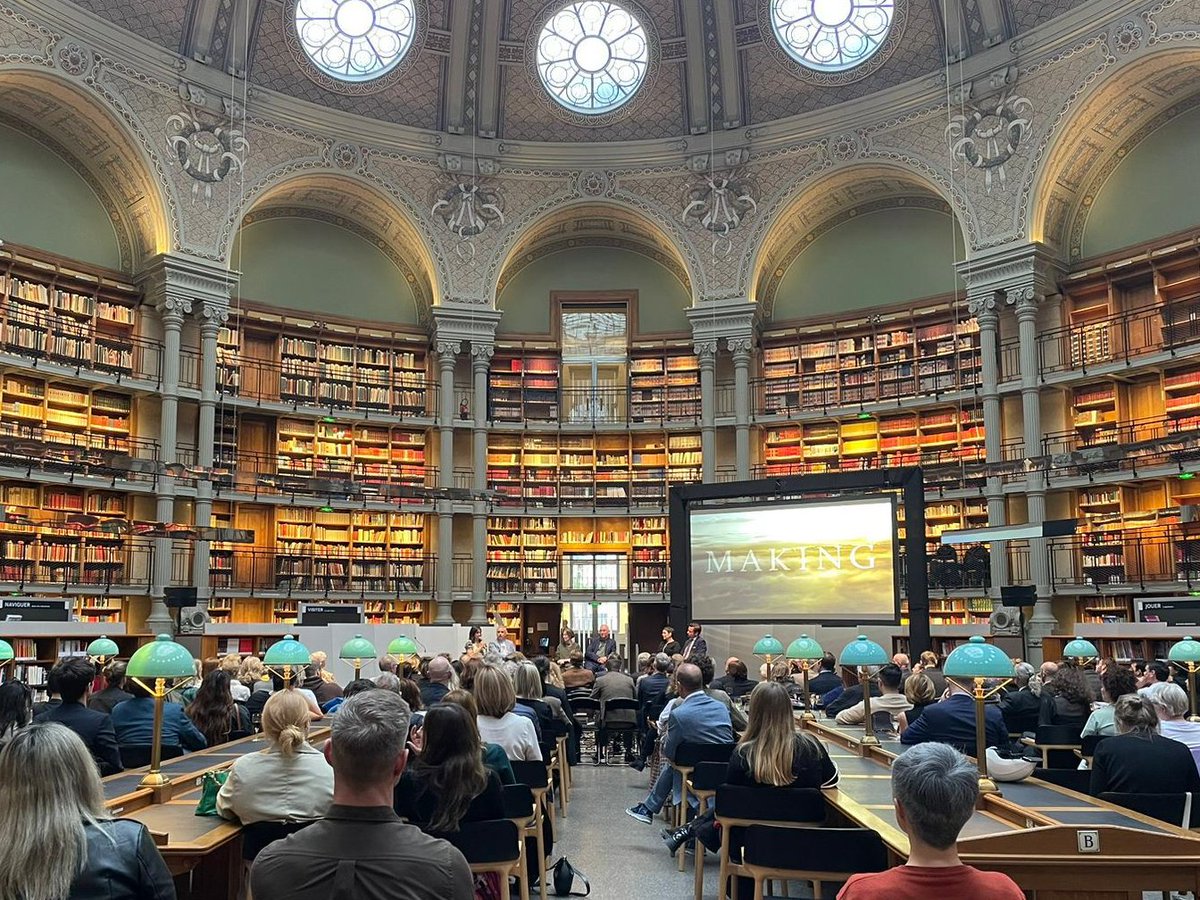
top-left (838, 865), bottom-right (1025, 899)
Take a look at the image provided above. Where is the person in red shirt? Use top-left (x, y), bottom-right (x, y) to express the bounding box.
top-left (838, 742), bottom-right (1024, 900)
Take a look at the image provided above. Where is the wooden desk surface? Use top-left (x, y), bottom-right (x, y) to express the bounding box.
top-left (803, 718), bottom-right (1200, 896)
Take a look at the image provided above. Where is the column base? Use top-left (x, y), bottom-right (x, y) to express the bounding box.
top-left (469, 601), bottom-right (488, 626)
top-left (432, 596), bottom-right (456, 626)
top-left (145, 606), bottom-right (175, 634)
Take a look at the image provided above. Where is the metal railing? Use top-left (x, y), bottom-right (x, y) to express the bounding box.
top-left (0, 429), bottom-right (162, 484)
top-left (487, 465), bottom-right (703, 509)
top-left (205, 547), bottom-right (436, 595)
top-left (0, 540), bottom-right (154, 590)
top-left (1, 304), bottom-right (164, 384)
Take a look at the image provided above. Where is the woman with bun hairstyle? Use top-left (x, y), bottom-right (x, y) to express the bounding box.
top-left (216, 689), bottom-right (333, 824)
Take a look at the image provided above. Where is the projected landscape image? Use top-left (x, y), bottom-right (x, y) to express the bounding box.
top-left (689, 497), bottom-right (897, 622)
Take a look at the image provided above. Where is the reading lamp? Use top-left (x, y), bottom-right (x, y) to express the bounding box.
top-left (125, 634), bottom-right (195, 788)
top-left (753, 634), bottom-right (785, 669)
top-left (839, 635), bottom-right (889, 746)
top-left (944, 636), bottom-right (1012, 795)
top-left (386, 634), bottom-right (420, 669)
top-left (339, 634), bottom-right (377, 681)
top-left (786, 634), bottom-right (824, 720)
top-left (1062, 636), bottom-right (1100, 669)
top-left (1168, 636), bottom-right (1200, 723)
top-left (264, 634), bottom-right (311, 688)
top-left (87, 635), bottom-right (120, 666)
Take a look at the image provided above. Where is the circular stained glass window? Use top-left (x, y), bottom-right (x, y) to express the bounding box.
top-left (294, 0), bottom-right (418, 82)
top-left (769, 0), bottom-right (894, 73)
top-left (536, 1), bottom-right (649, 115)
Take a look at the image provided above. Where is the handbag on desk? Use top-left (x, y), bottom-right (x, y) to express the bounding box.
top-left (194, 770), bottom-right (228, 816)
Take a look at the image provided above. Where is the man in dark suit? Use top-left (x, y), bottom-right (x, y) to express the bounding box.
top-left (592, 657), bottom-right (637, 761)
top-left (584, 624), bottom-right (617, 674)
top-left (419, 656), bottom-right (452, 708)
top-left (88, 660), bottom-right (133, 714)
top-left (1000, 662), bottom-right (1040, 735)
top-left (710, 658), bottom-right (756, 700)
top-left (630, 653), bottom-right (672, 771)
top-left (808, 653), bottom-right (842, 698)
top-left (626, 663), bottom-right (732, 823)
top-left (35, 656), bottom-right (123, 776)
top-left (680, 622), bottom-right (707, 661)
top-left (659, 626), bottom-right (682, 657)
top-left (900, 680), bottom-right (1009, 757)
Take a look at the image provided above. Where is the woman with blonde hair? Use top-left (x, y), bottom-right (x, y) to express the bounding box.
top-left (661, 681), bottom-right (839, 856)
top-left (219, 653), bottom-right (250, 701)
top-left (237, 655), bottom-right (266, 689)
top-left (0, 722), bottom-right (175, 899)
top-left (216, 689), bottom-right (333, 825)
top-left (897, 672), bottom-right (937, 732)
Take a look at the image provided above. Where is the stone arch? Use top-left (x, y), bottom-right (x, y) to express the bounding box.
top-left (228, 171), bottom-right (442, 323)
top-left (0, 67), bottom-right (173, 271)
top-left (748, 162), bottom-right (968, 318)
top-left (1027, 45), bottom-right (1200, 261)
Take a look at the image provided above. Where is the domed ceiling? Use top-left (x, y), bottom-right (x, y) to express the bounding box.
top-left (69, 0), bottom-right (1089, 145)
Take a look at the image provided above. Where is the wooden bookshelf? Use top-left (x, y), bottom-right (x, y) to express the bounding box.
top-left (631, 516), bottom-right (668, 594)
top-left (0, 375), bottom-right (132, 450)
top-left (0, 252), bottom-right (139, 375)
top-left (486, 516), bottom-right (558, 596)
top-left (1043, 629), bottom-right (1198, 664)
top-left (899, 597), bottom-right (993, 626)
top-left (489, 355), bottom-right (560, 423)
top-left (273, 417), bottom-right (428, 486)
top-left (761, 308), bottom-right (981, 415)
top-left (6, 632), bottom-right (150, 689)
top-left (629, 348), bottom-right (700, 422)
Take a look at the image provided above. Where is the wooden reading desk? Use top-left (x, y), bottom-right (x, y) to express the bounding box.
top-left (804, 718), bottom-right (1200, 898)
top-left (102, 728), bottom-right (331, 900)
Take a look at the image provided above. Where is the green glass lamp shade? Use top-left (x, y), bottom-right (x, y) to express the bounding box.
top-left (126, 634), bottom-right (195, 680)
top-left (264, 635), bottom-right (312, 667)
top-left (387, 635), bottom-right (419, 657)
top-left (339, 634), bottom-right (377, 662)
top-left (1063, 636), bottom-right (1100, 659)
top-left (87, 636), bottom-right (120, 659)
top-left (0, 639), bottom-right (13, 663)
top-left (753, 635), bottom-right (785, 658)
top-left (1169, 636), bottom-right (1200, 664)
top-left (839, 635), bottom-right (889, 668)
top-left (944, 635), bottom-right (1013, 679)
top-left (786, 634), bottom-right (825, 661)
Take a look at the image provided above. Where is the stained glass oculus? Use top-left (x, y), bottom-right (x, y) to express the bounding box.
top-left (769, 0), bottom-right (894, 73)
top-left (536, 1), bottom-right (649, 115)
top-left (294, 0), bottom-right (418, 82)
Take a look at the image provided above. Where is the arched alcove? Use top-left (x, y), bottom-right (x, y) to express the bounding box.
top-left (232, 216), bottom-right (420, 325)
top-left (0, 122), bottom-right (122, 269)
top-left (1081, 105), bottom-right (1200, 258)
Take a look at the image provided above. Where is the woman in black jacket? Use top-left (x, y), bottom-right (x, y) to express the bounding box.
top-left (1039, 663), bottom-right (1094, 729)
top-left (0, 722), bottom-right (175, 900)
top-left (1090, 694), bottom-right (1200, 797)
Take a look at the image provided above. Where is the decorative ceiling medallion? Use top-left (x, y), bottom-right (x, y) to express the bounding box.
top-left (166, 113), bottom-right (249, 206)
top-left (525, 0), bottom-right (660, 128)
top-left (286, 0), bottom-right (427, 95)
top-left (756, 0), bottom-right (906, 85)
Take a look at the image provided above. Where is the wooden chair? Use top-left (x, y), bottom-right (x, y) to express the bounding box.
top-left (715, 785), bottom-right (827, 900)
top-left (570, 697), bottom-right (601, 764)
top-left (511, 760), bottom-right (552, 900)
top-left (671, 741), bottom-right (737, 871)
top-left (542, 719), bottom-right (571, 815)
top-left (741, 824), bottom-right (889, 900)
top-left (501, 784), bottom-right (536, 900)
top-left (686, 761), bottom-right (727, 900)
top-left (1021, 724), bottom-right (1082, 768)
top-left (445, 820), bottom-right (526, 900)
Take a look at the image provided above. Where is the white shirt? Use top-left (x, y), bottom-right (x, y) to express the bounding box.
top-left (230, 682), bottom-right (250, 703)
top-left (477, 713), bottom-right (541, 761)
top-left (216, 742), bottom-right (334, 825)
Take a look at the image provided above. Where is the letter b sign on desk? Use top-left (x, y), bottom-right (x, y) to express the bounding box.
top-left (1077, 830), bottom-right (1100, 853)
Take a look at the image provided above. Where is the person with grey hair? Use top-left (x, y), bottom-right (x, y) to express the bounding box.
top-left (251, 691), bottom-right (473, 900)
top-left (1000, 661), bottom-right (1041, 735)
top-left (837, 743), bottom-right (1024, 898)
top-left (374, 672), bottom-right (402, 694)
top-left (1142, 680), bottom-right (1200, 768)
top-left (1089, 693), bottom-right (1200, 797)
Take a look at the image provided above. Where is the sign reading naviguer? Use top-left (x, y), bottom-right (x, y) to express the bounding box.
top-left (687, 495), bottom-right (899, 623)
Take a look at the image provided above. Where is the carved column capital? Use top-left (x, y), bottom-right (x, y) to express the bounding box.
top-left (727, 337), bottom-right (754, 357)
top-left (155, 296), bottom-right (192, 326)
top-left (694, 340), bottom-right (719, 363)
top-left (197, 300), bottom-right (229, 333)
top-left (470, 343), bottom-right (495, 369)
top-left (436, 340), bottom-right (462, 361)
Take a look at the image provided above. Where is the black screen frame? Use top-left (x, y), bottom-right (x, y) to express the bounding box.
top-left (668, 468), bottom-right (929, 651)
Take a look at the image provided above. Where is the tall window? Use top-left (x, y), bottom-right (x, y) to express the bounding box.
top-left (561, 308), bottom-right (628, 424)
top-left (769, 0), bottom-right (894, 73)
top-left (535, 1), bottom-right (649, 115)
top-left (294, 0), bottom-right (418, 82)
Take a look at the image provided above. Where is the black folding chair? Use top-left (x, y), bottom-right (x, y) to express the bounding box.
top-left (741, 824), bottom-right (889, 900)
top-left (598, 697), bottom-right (639, 765)
top-left (570, 697), bottom-right (601, 763)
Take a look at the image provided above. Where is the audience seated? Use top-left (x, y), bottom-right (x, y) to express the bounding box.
top-left (837, 743), bottom-right (1023, 899)
top-left (88, 660), bottom-right (133, 714)
top-left (245, 674), bottom-right (323, 722)
top-left (219, 653), bottom-right (251, 702)
top-left (420, 656), bottom-right (453, 708)
top-left (1135, 659), bottom-right (1171, 689)
top-left (912, 651), bottom-right (946, 697)
top-left (1141, 681), bottom-right (1200, 772)
top-left (474, 665), bottom-right (542, 761)
top-left (217, 689), bottom-right (333, 824)
top-left (661, 681), bottom-right (839, 855)
top-left (34, 657), bottom-right (123, 776)
top-left (892, 652), bottom-right (911, 680)
top-left (899, 678), bottom-right (1008, 757)
top-left (562, 651), bottom-right (596, 690)
top-left (1038, 663), bottom-right (1093, 729)
top-left (625, 662), bottom-right (733, 825)
top-left (710, 658), bottom-right (756, 700)
top-left (808, 653), bottom-right (842, 700)
top-left (112, 674), bottom-right (206, 755)
top-left (186, 669), bottom-right (252, 747)
top-left (823, 669), bottom-right (880, 720)
top-left (1081, 665), bottom-right (1138, 738)
top-left (0, 723), bottom-right (175, 900)
top-left (836, 664), bottom-right (911, 726)
top-left (342, 678), bottom-right (378, 699)
top-left (1089, 694), bottom-right (1200, 796)
top-left (896, 673), bottom-right (936, 733)
top-left (592, 656), bottom-right (637, 759)
top-left (441, 689), bottom-right (516, 784)
top-left (0, 682), bottom-right (32, 748)
top-left (302, 664), bottom-right (343, 708)
top-left (251, 691), bottom-right (473, 900)
top-left (516, 661), bottom-right (572, 737)
top-left (999, 662), bottom-right (1040, 735)
top-left (394, 703), bottom-right (505, 833)
top-left (701, 656), bottom-right (749, 731)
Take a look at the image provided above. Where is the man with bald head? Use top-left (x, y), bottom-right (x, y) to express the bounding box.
top-left (419, 656), bottom-right (452, 708)
top-left (626, 662), bottom-right (733, 824)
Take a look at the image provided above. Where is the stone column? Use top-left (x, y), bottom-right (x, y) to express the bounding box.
top-left (433, 342), bottom-right (459, 625)
top-left (471, 507), bottom-right (488, 625)
top-left (697, 341), bottom-right (717, 483)
top-left (192, 301), bottom-right (229, 613)
top-left (470, 344), bottom-right (493, 626)
top-left (969, 292), bottom-right (1009, 596)
top-left (150, 296), bottom-right (189, 632)
top-left (730, 337), bottom-right (753, 480)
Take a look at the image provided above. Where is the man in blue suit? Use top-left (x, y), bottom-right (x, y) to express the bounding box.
top-left (899, 680), bottom-right (1009, 757)
top-left (35, 656), bottom-right (123, 776)
top-left (111, 677), bottom-right (208, 753)
top-left (625, 662), bottom-right (733, 823)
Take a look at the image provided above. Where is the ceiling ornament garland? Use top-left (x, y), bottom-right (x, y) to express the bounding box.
top-left (431, 180), bottom-right (505, 260)
top-left (681, 171), bottom-right (758, 259)
top-left (166, 112), bottom-right (249, 206)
